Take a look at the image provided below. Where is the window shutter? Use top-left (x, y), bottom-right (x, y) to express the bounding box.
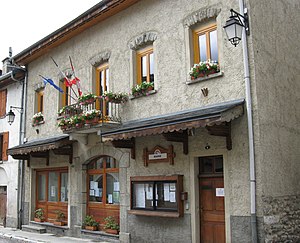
top-left (2, 132), bottom-right (9, 161)
top-left (0, 89), bottom-right (7, 117)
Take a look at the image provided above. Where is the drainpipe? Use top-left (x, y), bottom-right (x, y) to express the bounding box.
top-left (16, 67), bottom-right (27, 229)
top-left (239, 0), bottom-right (258, 242)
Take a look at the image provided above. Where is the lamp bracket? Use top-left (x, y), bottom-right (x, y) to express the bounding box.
top-left (10, 106), bottom-right (23, 113)
top-left (230, 8), bottom-right (250, 35)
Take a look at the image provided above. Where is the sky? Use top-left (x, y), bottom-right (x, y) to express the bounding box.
top-left (0, 0), bottom-right (100, 63)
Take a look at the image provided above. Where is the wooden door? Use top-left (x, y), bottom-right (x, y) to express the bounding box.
top-left (0, 186), bottom-right (7, 226)
top-left (199, 156), bottom-right (225, 243)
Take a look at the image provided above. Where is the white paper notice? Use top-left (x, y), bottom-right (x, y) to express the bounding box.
top-left (114, 182), bottom-right (120, 192)
top-left (135, 184), bottom-right (145, 208)
top-left (93, 182), bottom-right (98, 190)
top-left (169, 183), bottom-right (176, 191)
top-left (108, 194), bottom-right (113, 204)
top-left (95, 189), bottom-right (100, 197)
top-left (51, 186), bottom-right (56, 197)
top-left (89, 189), bottom-right (95, 196)
top-left (90, 181), bottom-right (94, 190)
top-left (146, 184), bottom-right (153, 200)
top-left (169, 191), bottom-right (176, 203)
top-left (164, 183), bottom-right (170, 201)
top-left (216, 188), bottom-right (225, 197)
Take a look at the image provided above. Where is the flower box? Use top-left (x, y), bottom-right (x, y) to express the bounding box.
top-left (34, 217), bottom-right (44, 223)
top-left (189, 60), bottom-right (220, 79)
top-left (54, 221), bottom-right (66, 226)
top-left (105, 228), bottom-right (118, 235)
top-left (85, 225), bottom-right (98, 231)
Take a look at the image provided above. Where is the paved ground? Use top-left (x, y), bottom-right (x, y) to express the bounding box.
top-left (0, 226), bottom-right (110, 243)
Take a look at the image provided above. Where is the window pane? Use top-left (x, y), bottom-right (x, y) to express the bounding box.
top-left (60, 173), bottom-right (68, 202)
top-left (88, 158), bottom-right (104, 169)
top-left (149, 53), bottom-right (154, 83)
top-left (106, 157), bottom-right (118, 169)
top-left (156, 182), bottom-right (177, 211)
top-left (100, 70), bottom-right (104, 95)
top-left (210, 30), bottom-right (218, 62)
top-left (106, 172), bottom-right (119, 204)
top-left (89, 174), bottom-right (103, 202)
top-left (200, 158), bottom-right (213, 173)
top-left (132, 182), bottom-right (154, 210)
top-left (141, 55), bottom-right (147, 82)
top-left (215, 157), bottom-right (223, 173)
top-left (38, 174), bottom-right (46, 201)
top-left (198, 34), bottom-right (207, 61)
top-left (48, 172), bottom-right (58, 202)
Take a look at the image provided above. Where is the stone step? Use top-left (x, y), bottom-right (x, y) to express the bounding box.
top-left (21, 225), bottom-right (46, 234)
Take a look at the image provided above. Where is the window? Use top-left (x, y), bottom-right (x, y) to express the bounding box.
top-left (36, 90), bottom-right (44, 113)
top-left (36, 168), bottom-right (68, 222)
top-left (0, 132), bottom-right (9, 161)
top-left (59, 80), bottom-right (77, 108)
top-left (129, 175), bottom-right (184, 217)
top-left (136, 46), bottom-right (154, 85)
top-left (0, 89), bottom-right (7, 118)
top-left (199, 156), bottom-right (223, 175)
top-left (193, 24), bottom-right (218, 64)
top-left (96, 63), bottom-right (110, 116)
top-left (87, 156), bottom-right (119, 205)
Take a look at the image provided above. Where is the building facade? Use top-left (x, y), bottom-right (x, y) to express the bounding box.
top-left (6, 0), bottom-right (300, 242)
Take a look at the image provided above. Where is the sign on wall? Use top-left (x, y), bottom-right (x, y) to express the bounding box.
top-left (143, 145), bottom-right (175, 167)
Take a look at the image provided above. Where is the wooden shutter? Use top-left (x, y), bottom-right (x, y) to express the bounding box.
top-left (2, 132), bottom-right (9, 161)
top-left (0, 89), bottom-right (7, 117)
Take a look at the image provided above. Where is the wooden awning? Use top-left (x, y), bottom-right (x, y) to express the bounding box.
top-left (7, 134), bottom-right (74, 165)
top-left (101, 99), bottom-right (245, 141)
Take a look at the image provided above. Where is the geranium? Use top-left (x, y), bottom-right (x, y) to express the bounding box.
top-left (82, 109), bottom-right (101, 120)
top-left (32, 112), bottom-right (44, 126)
top-left (101, 91), bottom-right (128, 103)
top-left (78, 93), bottom-right (98, 104)
top-left (131, 82), bottom-right (154, 97)
top-left (189, 60), bottom-right (220, 79)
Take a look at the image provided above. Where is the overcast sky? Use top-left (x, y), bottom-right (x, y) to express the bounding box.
top-left (0, 0), bottom-right (100, 64)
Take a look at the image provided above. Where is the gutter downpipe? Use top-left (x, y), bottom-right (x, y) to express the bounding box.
top-left (239, 0), bottom-right (258, 242)
top-left (16, 67), bottom-right (27, 229)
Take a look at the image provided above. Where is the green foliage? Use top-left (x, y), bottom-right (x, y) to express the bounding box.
top-left (131, 81), bottom-right (154, 97)
top-left (83, 215), bottom-right (99, 227)
top-left (55, 210), bottom-right (65, 222)
top-left (101, 91), bottom-right (128, 103)
top-left (103, 216), bottom-right (119, 231)
top-left (34, 208), bottom-right (45, 220)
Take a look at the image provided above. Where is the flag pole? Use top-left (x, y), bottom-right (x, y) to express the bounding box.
top-left (50, 57), bottom-right (78, 98)
top-left (69, 56), bottom-right (82, 96)
top-left (39, 75), bottom-right (76, 101)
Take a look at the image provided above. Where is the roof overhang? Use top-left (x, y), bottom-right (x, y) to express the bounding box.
top-left (102, 98), bottom-right (245, 141)
top-left (7, 134), bottom-right (74, 165)
top-left (0, 69), bottom-right (26, 89)
top-left (13, 0), bottom-right (140, 66)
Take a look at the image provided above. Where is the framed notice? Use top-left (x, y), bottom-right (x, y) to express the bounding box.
top-left (143, 145), bottom-right (175, 167)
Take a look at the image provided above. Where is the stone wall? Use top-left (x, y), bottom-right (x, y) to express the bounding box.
top-left (263, 195), bottom-right (300, 242)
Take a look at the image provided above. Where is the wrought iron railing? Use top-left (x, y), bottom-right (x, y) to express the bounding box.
top-left (57, 97), bottom-right (121, 131)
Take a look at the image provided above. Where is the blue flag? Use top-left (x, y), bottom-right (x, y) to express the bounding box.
top-left (40, 75), bottom-right (64, 93)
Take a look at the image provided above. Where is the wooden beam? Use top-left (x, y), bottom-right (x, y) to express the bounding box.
top-left (206, 122), bottom-right (232, 150)
top-left (111, 138), bottom-right (135, 159)
top-left (162, 130), bottom-right (188, 155)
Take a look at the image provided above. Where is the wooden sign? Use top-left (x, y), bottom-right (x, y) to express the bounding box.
top-left (143, 145), bottom-right (175, 167)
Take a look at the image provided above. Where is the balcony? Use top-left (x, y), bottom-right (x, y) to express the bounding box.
top-left (57, 97), bottom-right (122, 134)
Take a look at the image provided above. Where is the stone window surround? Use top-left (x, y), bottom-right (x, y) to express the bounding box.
top-left (183, 5), bottom-right (223, 83)
top-left (128, 31), bottom-right (158, 96)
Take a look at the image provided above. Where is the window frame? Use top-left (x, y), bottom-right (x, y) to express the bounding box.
top-left (193, 23), bottom-right (218, 64)
top-left (129, 175), bottom-right (184, 218)
top-left (96, 63), bottom-right (109, 114)
top-left (36, 89), bottom-right (44, 113)
top-left (0, 132), bottom-right (9, 161)
top-left (136, 46), bottom-right (154, 85)
top-left (0, 89), bottom-right (7, 118)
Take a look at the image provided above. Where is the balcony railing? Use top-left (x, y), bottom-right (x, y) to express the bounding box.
top-left (57, 97), bottom-right (122, 132)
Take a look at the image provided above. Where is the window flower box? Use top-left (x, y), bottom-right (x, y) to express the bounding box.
top-left (32, 112), bottom-right (44, 126)
top-left (101, 91), bottom-right (128, 104)
top-left (189, 60), bottom-right (220, 80)
top-left (131, 81), bottom-right (154, 97)
top-left (78, 93), bottom-right (98, 105)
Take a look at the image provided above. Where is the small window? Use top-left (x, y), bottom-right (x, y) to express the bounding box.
top-left (129, 175), bottom-right (184, 217)
top-left (96, 63), bottom-right (109, 115)
top-left (199, 156), bottom-right (223, 175)
top-left (193, 24), bottom-right (218, 64)
top-left (36, 90), bottom-right (44, 113)
top-left (0, 132), bottom-right (9, 161)
top-left (136, 46), bottom-right (154, 86)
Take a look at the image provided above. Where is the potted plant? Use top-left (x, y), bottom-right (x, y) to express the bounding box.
top-left (78, 93), bottom-right (98, 105)
top-left (189, 59), bottom-right (220, 79)
top-left (101, 91), bottom-right (128, 104)
top-left (82, 109), bottom-right (101, 124)
top-left (57, 117), bottom-right (72, 130)
top-left (103, 216), bottom-right (119, 235)
top-left (32, 112), bottom-right (44, 126)
top-left (83, 215), bottom-right (99, 231)
top-left (53, 210), bottom-right (66, 226)
top-left (131, 81), bottom-right (154, 97)
top-left (34, 208), bottom-right (45, 222)
top-left (71, 115), bottom-right (84, 128)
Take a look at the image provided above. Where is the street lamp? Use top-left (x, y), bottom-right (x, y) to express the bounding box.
top-left (6, 106), bottom-right (23, 125)
top-left (223, 9), bottom-right (250, 46)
